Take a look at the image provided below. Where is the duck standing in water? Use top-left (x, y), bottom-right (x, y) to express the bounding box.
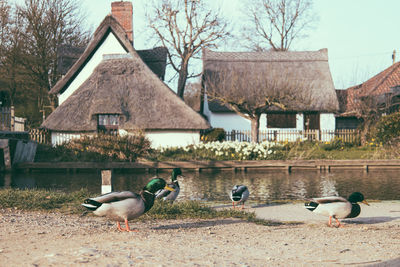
top-left (305, 192), bottom-right (369, 227)
top-left (229, 185), bottom-right (250, 209)
top-left (155, 168), bottom-right (183, 202)
top-left (82, 178), bottom-right (174, 232)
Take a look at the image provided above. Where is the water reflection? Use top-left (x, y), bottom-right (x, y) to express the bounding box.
top-left (1, 169), bottom-right (400, 201)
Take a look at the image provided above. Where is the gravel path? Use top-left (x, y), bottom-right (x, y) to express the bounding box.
top-left (1, 201), bottom-right (400, 266)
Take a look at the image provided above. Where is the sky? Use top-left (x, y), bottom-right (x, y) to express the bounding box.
top-left (13, 0), bottom-right (400, 90)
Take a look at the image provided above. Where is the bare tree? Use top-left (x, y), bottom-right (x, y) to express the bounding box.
top-left (0, 2), bottom-right (27, 106)
top-left (243, 0), bottom-right (316, 51)
top-left (184, 81), bottom-right (201, 111)
top-left (17, 0), bottom-right (90, 113)
top-left (146, 0), bottom-right (229, 99)
top-left (0, 1), bottom-right (10, 51)
top-left (205, 67), bottom-right (312, 142)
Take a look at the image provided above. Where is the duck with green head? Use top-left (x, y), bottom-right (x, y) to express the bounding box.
top-left (155, 168), bottom-right (183, 202)
top-left (305, 192), bottom-right (369, 227)
top-left (82, 178), bottom-right (174, 232)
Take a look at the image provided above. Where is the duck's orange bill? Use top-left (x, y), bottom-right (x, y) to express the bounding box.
top-left (164, 185), bottom-right (175, 192)
top-left (362, 200), bottom-right (370, 206)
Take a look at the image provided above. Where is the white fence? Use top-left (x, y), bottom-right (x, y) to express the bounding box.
top-left (225, 129), bottom-right (360, 143)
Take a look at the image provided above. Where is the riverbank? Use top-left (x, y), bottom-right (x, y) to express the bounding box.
top-left (1, 201), bottom-right (399, 266)
top-left (14, 159), bottom-right (400, 173)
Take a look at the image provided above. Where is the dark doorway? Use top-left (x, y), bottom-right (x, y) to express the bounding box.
top-left (304, 112), bottom-right (319, 130)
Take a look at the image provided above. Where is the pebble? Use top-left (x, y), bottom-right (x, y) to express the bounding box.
top-left (77, 247), bottom-right (99, 257)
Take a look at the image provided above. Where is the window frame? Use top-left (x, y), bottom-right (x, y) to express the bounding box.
top-left (97, 114), bottom-right (120, 135)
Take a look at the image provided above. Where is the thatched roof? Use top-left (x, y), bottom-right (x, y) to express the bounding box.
top-left (339, 62), bottom-right (400, 115)
top-left (137, 47), bottom-right (168, 81)
top-left (203, 48), bottom-right (339, 112)
top-left (42, 53), bottom-right (209, 131)
top-left (50, 15), bottom-right (167, 95)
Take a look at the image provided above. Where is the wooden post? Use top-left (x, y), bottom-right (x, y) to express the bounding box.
top-left (364, 165), bottom-right (369, 172)
top-left (4, 172), bottom-right (11, 187)
top-left (101, 170), bottom-right (113, 194)
top-left (3, 146), bottom-right (11, 171)
top-left (0, 139), bottom-right (11, 171)
top-left (287, 166), bottom-right (292, 173)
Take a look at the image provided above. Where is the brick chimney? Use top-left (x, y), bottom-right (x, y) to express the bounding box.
top-left (111, 1), bottom-right (133, 44)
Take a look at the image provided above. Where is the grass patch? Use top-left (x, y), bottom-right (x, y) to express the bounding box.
top-left (144, 200), bottom-right (284, 226)
top-left (0, 189), bottom-right (284, 226)
top-left (0, 188), bottom-right (90, 214)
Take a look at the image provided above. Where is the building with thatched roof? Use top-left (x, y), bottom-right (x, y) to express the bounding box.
top-left (42, 1), bottom-right (209, 147)
top-left (336, 62), bottom-right (400, 129)
top-left (201, 48), bottom-right (339, 140)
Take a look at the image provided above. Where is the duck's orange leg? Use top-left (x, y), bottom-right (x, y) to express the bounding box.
top-left (232, 201), bottom-right (235, 209)
top-left (124, 219), bottom-right (138, 232)
top-left (117, 221), bottom-right (125, 231)
top-left (117, 220), bottom-right (138, 232)
top-left (328, 216), bottom-right (333, 227)
top-left (335, 217), bottom-right (343, 228)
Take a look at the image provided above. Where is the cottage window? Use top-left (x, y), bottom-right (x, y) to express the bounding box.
top-left (97, 114), bottom-right (119, 135)
top-left (267, 113), bottom-right (296, 128)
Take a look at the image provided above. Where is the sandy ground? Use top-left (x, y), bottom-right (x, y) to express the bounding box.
top-left (1, 201), bottom-right (400, 267)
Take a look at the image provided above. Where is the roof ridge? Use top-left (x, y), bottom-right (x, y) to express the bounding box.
top-left (203, 48), bottom-right (328, 62)
top-left (203, 48), bottom-right (328, 54)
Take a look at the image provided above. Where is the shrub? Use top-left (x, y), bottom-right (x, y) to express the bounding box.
top-left (201, 128), bottom-right (226, 142)
top-left (36, 133), bottom-right (151, 162)
top-left (372, 112), bottom-right (400, 144)
top-left (66, 133), bottom-right (151, 162)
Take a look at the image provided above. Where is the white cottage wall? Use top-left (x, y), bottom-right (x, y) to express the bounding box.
top-left (58, 32), bottom-right (128, 105)
top-left (146, 131), bottom-right (201, 148)
top-left (208, 113), bottom-right (251, 131)
top-left (296, 114), bottom-right (304, 131)
top-left (202, 94), bottom-right (251, 131)
top-left (51, 131), bottom-right (200, 148)
top-left (320, 113), bottom-right (336, 141)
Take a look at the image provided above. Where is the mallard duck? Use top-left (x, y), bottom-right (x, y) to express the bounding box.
top-left (229, 185), bottom-right (250, 209)
top-left (155, 168), bottom-right (182, 202)
top-left (82, 178), bottom-right (174, 232)
top-left (305, 192), bottom-right (369, 227)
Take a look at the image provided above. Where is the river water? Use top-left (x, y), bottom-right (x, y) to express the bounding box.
top-left (1, 168), bottom-right (400, 201)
